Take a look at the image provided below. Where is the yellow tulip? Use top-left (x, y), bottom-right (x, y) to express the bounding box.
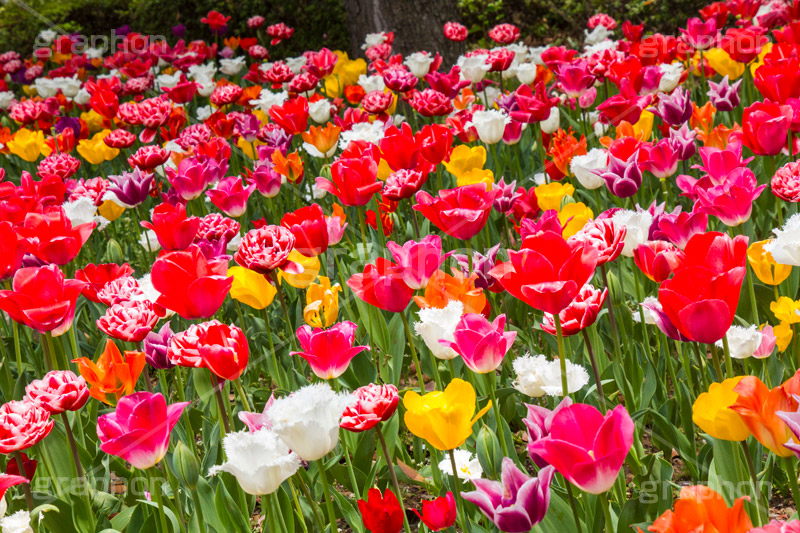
top-left (692, 377), bottom-right (751, 441)
top-left (80, 109), bottom-right (106, 133)
top-left (77, 130), bottom-right (119, 165)
top-left (632, 110), bottom-right (654, 142)
top-left (377, 158), bottom-right (393, 181)
top-left (304, 276), bottom-right (342, 328)
top-left (559, 202), bottom-right (593, 238)
top-left (98, 200), bottom-right (125, 221)
top-left (324, 51), bottom-right (367, 97)
top-left (236, 137), bottom-right (265, 160)
top-left (444, 144), bottom-right (486, 180)
top-left (278, 251), bottom-right (320, 289)
top-left (536, 182), bottom-right (575, 211)
top-left (7, 128), bottom-right (48, 162)
top-left (703, 48), bottom-right (745, 80)
top-left (456, 168), bottom-right (494, 189)
top-left (228, 266), bottom-right (277, 310)
top-left (775, 321), bottom-right (793, 352)
top-left (748, 240), bottom-right (791, 286)
top-left (771, 297), bottom-right (800, 325)
top-left (403, 378), bottom-right (491, 450)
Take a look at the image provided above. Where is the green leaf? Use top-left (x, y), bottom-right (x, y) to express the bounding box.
top-left (214, 478), bottom-right (252, 533)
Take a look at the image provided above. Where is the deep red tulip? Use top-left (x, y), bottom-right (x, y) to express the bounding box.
top-left (0, 265), bottom-right (86, 336)
top-left (415, 123), bottom-right (453, 165)
top-left (541, 284), bottom-right (607, 337)
top-left (0, 221), bottom-right (27, 281)
top-left (742, 100), bottom-right (793, 156)
top-left (414, 184), bottom-right (498, 240)
top-left (140, 202), bottom-right (200, 251)
top-left (358, 488), bottom-right (405, 533)
top-left (414, 492), bottom-right (457, 531)
top-left (268, 97), bottom-right (309, 135)
top-left (490, 230), bottom-right (598, 315)
top-left (151, 244), bottom-right (233, 319)
top-left (16, 206), bottom-right (94, 265)
top-left (318, 148), bottom-right (383, 206)
top-left (280, 204), bottom-right (329, 257)
top-left (75, 263), bottom-right (135, 304)
top-left (347, 257), bottom-right (414, 313)
top-left (89, 88), bottom-right (119, 120)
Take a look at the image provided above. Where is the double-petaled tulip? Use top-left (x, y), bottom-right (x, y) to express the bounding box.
top-left (633, 241), bottom-right (685, 282)
top-left (691, 377), bottom-right (751, 441)
top-left (0, 222), bottom-right (26, 282)
top-left (75, 263), bottom-right (134, 304)
top-left (595, 150), bottom-right (642, 198)
top-left (340, 383), bottom-right (399, 432)
top-left (643, 485), bottom-right (752, 533)
top-left (168, 320), bottom-right (249, 381)
top-left (280, 204), bottom-right (329, 257)
top-left (291, 321), bottom-right (369, 380)
top-left (658, 231), bottom-right (747, 343)
top-left (0, 265), bottom-right (86, 336)
top-left (17, 206), bottom-right (94, 265)
top-left (463, 459), bottom-right (554, 533)
top-left (414, 184), bottom-right (498, 240)
top-left (0, 400), bottom-right (54, 454)
top-left (568, 218), bottom-right (626, 265)
top-left (528, 403), bottom-right (634, 494)
top-left (72, 340), bottom-right (146, 405)
top-left (387, 235), bottom-right (448, 290)
top-left (403, 378), bottom-right (490, 450)
top-left (541, 284), bottom-right (607, 336)
top-left (358, 488), bottom-right (404, 533)
top-left (443, 313), bottom-right (516, 373)
top-left (772, 161), bottom-right (800, 203)
top-left (414, 493), bottom-right (457, 532)
top-left (742, 100), bottom-right (793, 156)
top-left (491, 230), bottom-right (598, 315)
top-left (97, 391), bottom-right (188, 469)
top-left (730, 372), bottom-right (800, 457)
top-left (235, 225), bottom-right (302, 276)
top-left (97, 300), bottom-right (159, 343)
top-left (25, 370), bottom-right (89, 415)
top-left (227, 266), bottom-right (277, 310)
top-left (347, 258), bottom-right (414, 313)
top-left (206, 177), bottom-right (256, 218)
top-left (152, 244), bottom-right (233, 319)
top-left (748, 240), bottom-right (792, 286)
top-left (140, 203), bottom-right (199, 251)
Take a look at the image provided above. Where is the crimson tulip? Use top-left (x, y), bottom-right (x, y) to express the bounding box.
top-left (358, 488), bottom-right (405, 533)
top-left (235, 225), bottom-right (302, 275)
top-left (140, 202), bottom-right (200, 251)
top-left (317, 147), bottom-right (383, 206)
top-left (17, 206), bottom-right (94, 265)
top-left (414, 184), bottom-right (498, 240)
top-left (633, 241), bottom-right (685, 282)
top-left (168, 320), bottom-right (249, 381)
top-left (280, 204), bottom-right (329, 257)
top-left (341, 383), bottom-right (399, 432)
top-left (347, 257), bottom-right (414, 313)
top-left (541, 284), bottom-right (607, 336)
top-left (414, 493), bottom-right (457, 531)
top-left (0, 221), bottom-right (26, 281)
top-left (268, 97), bottom-right (309, 135)
top-left (742, 100), bottom-right (793, 156)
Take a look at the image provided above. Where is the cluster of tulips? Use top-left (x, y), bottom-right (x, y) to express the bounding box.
top-left (5, 0), bottom-right (800, 532)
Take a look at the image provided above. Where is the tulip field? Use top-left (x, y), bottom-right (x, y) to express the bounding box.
top-left (4, 1), bottom-right (800, 532)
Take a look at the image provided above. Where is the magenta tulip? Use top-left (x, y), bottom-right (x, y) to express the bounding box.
top-left (387, 235), bottom-right (448, 290)
top-left (291, 321), bottom-right (370, 379)
top-left (442, 313), bottom-right (516, 373)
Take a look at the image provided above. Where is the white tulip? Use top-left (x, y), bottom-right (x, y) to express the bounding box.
top-left (414, 300), bottom-right (464, 360)
top-left (512, 354), bottom-right (589, 398)
top-left (571, 148), bottom-right (609, 190)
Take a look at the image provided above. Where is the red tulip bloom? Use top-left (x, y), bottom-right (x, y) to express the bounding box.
top-left (168, 320), bottom-right (249, 381)
top-left (633, 241), bottom-right (685, 282)
top-left (235, 225), bottom-right (302, 275)
top-left (75, 263), bottom-right (135, 303)
top-left (89, 88), bottom-right (119, 120)
top-left (742, 100), bottom-right (793, 156)
top-left (510, 82), bottom-right (560, 124)
top-left (291, 321), bottom-right (369, 380)
top-left (268, 97), bottom-right (309, 135)
top-left (318, 150), bottom-right (383, 207)
top-left (25, 370), bottom-right (89, 415)
top-left (541, 284), bottom-right (607, 337)
top-left (0, 400), bottom-right (54, 454)
top-left (201, 10), bottom-right (231, 32)
top-left (753, 58), bottom-right (800, 105)
top-left (0, 221), bottom-right (27, 281)
top-left (415, 123), bottom-right (453, 166)
top-left (17, 206), bottom-right (94, 265)
top-left (341, 383), bottom-right (399, 432)
top-left (140, 202), bottom-right (200, 251)
top-left (151, 244), bottom-right (233, 319)
top-left (281, 204), bottom-right (329, 257)
top-left (414, 184), bottom-right (498, 240)
top-left (97, 300), bottom-right (159, 343)
top-left (414, 493), bottom-right (457, 531)
top-left (444, 22), bottom-right (468, 42)
top-left (0, 265), bottom-right (86, 336)
top-left (721, 27), bottom-right (767, 64)
top-left (358, 488), bottom-right (405, 533)
top-left (490, 230), bottom-right (599, 315)
top-left (347, 257), bottom-right (414, 313)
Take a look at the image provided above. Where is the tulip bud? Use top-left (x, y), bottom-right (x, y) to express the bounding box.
top-left (171, 440), bottom-right (200, 490)
top-left (476, 425), bottom-right (502, 480)
top-left (104, 238), bottom-right (124, 264)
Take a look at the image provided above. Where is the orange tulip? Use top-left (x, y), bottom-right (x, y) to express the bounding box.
top-left (698, 123), bottom-right (740, 149)
top-left (547, 128), bottom-right (586, 178)
top-left (690, 102), bottom-right (716, 138)
top-left (729, 371), bottom-right (800, 457)
top-left (414, 269), bottom-right (487, 315)
top-left (301, 123), bottom-right (341, 158)
top-left (72, 339), bottom-right (146, 405)
top-left (643, 485), bottom-right (752, 533)
top-left (272, 150), bottom-right (304, 184)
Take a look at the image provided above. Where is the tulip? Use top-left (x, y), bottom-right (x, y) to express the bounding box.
top-left (414, 492), bottom-right (457, 532)
top-left (0, 222), bottom-right (26, 282)
top-left (742, 100), bottom-right (793, 156)
top-left (347, 258), bottom-right (414, 313)
top-left (414, 184), bottom-right (499, 240)
top-left (403, 378), bottom-right (490, 450)
top-left (304, 276), bottom-right (341, 328)
top-left (235, 225), bottom-right (302, 276)
top-left (8, 129), bottom-right (49, 162)
top-left (0, 400), bottom-right (53, 454)
top-left (541, 284), bottom-right (607, 336)
top-left (227, 266), bottom-right (277, 310)
top-left (443, 313), bottom-right (516, 373)
top-left (644, 485), bottom-right (752, 533)
top-left (695, 167), bottom-right (766, 227)
top-left (358, 488), bottom-right (404, 533)
top-left (340, 383), bottom-right (399, 432)
top-left (265, 382), bottom-right (354, 461)
top-left (765, 214), bottom-right (800, 266)
top-left (97, 392), bottom-right (188, 469)
top-left (317, 148), bottom-right (382, 206)
top-left (748, 240), bottom-right (792, 286)
top-left (280, 203), bottom-right (329, 257)
top-left (168, 320), bottom-right (249, 382)
top-left (523, 397), bottom-right (573, 467)
top-left (653, 211), bottom-right (708, 249)
top-left (641, 139), bottom-right (679, 180)
top-left (772, 161), bottom-right (800, 203)
top-left (140, 203), bottom-right (199, 252)
top-left (535, 182), bottom-right (574, 211)
top-left (206, 177), bottom-right (256, 218)
top-left (414, 269), bottom-right (487, 315)
top-left (510, 82), bottom-right (560, 123)
top-left (74, 263), bottom-right (134, 304)
top-left (692, 377), bottom-right (751, 441)
top-left (529, 403), bottom-right (634, 494)
top-left (491, 230), bottom-right (598, 315)
top-left (469, 109), bottom-right (511, 145)
top-left (0, 265), bottom-right (86, 337)
top-left (291, 321), bottom-right (369, 380)
top-left (595, 151), bottom-right (642, 199)
top-left (387, 235), bottom-right (448, 290)
top-left (152, 245), bottom-right (233, 319)
top-left (106, 169), bottom-right (154, 208)
top-left (16, 206), bottom-right (94, 265)
top-left (776, 400), bottom-right (800, 460)
top-left (143, 323), bottom-right (176, 370)
top-left (165, 157), bottom-right (217, 201)
top-left (568, 218), bottom-right (626, 265)
top-left (209, 429), bottom-right (300, 495)
top-left (268, 97), bottom-right (309, 135)
top-left (512, 353), bottom-right (589, 398)
top-left (97, 300), bottom-right (159, 343)
top-left (633, 241), bottom-right (685, 282)
top-left (707, 75), bottom-right (742, 112)
top-left (277, 250), bottom-right (320, 289)
top-left (25, 370), bottom-right (89, 415)
top-left (680, 17), bottom-right (718, 50)
top-left (750, 520), bottom-right (800, 533)
top-left (73, 339), bottom-right (146, 405)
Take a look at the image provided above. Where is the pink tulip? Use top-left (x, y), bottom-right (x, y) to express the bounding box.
top-left (695, 167), bottom-right (766, 227)
top-left (387, 235), bottom-right (449, 290)
top-left (206, 176), bottom-right (256, 218)
top-left (25, 370), bottom-right (89, 415)
top-left (97, 391), bottom-right (188, 469)
top-left (641, 139), bottom-right (679, 180)
top-left (291, 321), bottom-right (370, 379)
top-left (442, 313), bottom-right (517, 373)
top-left (528, 403), bottom-right (634, 494)
top-left (754, 325), bottom-right (777, 359)
top-left (165, 157), bottom-right (217, 201)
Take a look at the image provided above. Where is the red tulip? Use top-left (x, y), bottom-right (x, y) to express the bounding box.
top-left (268, 97), bottom-right (309, 135)
top-left (415, 123), bottom-right (453, 166)
top-left (347, 257), bottom-right (414, 313)
top-left (0, 400), bottom-right (54, 454)
top-left (742, 100), bottom-right (793, 156)
top-left (75, 263), bottom-right (135, 303)
top-left (151, 244), bottom-right (233, 319)
top-left (89, 88), bottom-right (119, 120)
top-left (0, 220), bottom-right (27, 281)
top-left (541, 284), bottom-right (607, 337)
top-left (16, 206), bottom-right (94, 265)
top-left (280, 204), bottom-right (329, 257)
top-left (490, 230), bottom-right (598, 315)
top-left (25, 370), bottom-right (89, 415)
top-left (358, 488), bottom-right (405, 533)
top-left (414, 492), bottom-right (457, 531)
top-left (341, 383), bottom-right (399, 432)
top-left (754, 57), bottom-right (800, 104)
top-left (140, 202), bottom-right (200, 252)
top-left (168, 320), bottom-right (249, 381)
top-left (235, 225), bottom-right (302, 275)
top-left (318, 143), bottom-right (383, 206)
top-left (414, 184), bottom-right (498, 240)
top-left (0, 265), bottom-right (86, 336)
top-left (633, 241), bottom-right (685, 282)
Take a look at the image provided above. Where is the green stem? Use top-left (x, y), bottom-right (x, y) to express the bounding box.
top-left (448, 450), bottom-right (470, 533)
top-left (12, 320), bottom-right (22, 375)
top-left (564, 481), bottom-right (583, 533)
top-left (582, 329), bottom-right (606, 411)
top-left (14, 451), bottom-right (34, 512)
top-left (316, 459), bottom-right (338, 533)
top-left (600, 491), bottom-right (614, 533)
top-left (709, 343), bottom-right (724, 381)
top-left (400, 312), bottom-right (425, 394)
top-left (287, 478), bottom-right (309, 533)
top-left (232, 378), bottom-right (253, 413)
top-left (722, 334), bottom-right (734, 379)
top-left (485, 372), bottom-right (510, 457)
top-left (740, 440), bottom-right (764, 526)
top-left (784, 456), bottom-right (800, 514)
top-left (191, 487), bottom-right (206, 533)
top-left (147, 467), bottom-right (170, 533)
top-left (554, 314), bottom-right (569, 397)
top-left (377, 428), bottom-right (413, 533)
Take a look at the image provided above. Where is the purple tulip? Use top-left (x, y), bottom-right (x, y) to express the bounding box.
top-left (144, 322), bottom-right (175, 370)
top-left (707, 75), bottom-right (742, 112)
top-left (463, 458), bottom-right (554, 533)
top-left (654, 210), bottom-right (708, 249)
top-left (441, 313), bottom-right (516, 373)
top-left (492, 178), bottom-right (522, 213)
top-left (523, 397), bottom-right (572, 467)
top-left (668, 123), bottom-right (697, 161)
top-left (596, 151), bottom-right (642, 198)
top-left (107, 169), bottom-right (155, 208)
top-left (452, 243), bottom-right (501, 291)
top-left (649, 86), bottom-right (692, 126)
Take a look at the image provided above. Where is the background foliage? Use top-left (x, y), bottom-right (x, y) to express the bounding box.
top-left (0, 0), bottom-right (704, 57)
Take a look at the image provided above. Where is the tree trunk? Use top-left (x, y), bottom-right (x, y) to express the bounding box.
top-left (341, 0), bottom-right (465, 66)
